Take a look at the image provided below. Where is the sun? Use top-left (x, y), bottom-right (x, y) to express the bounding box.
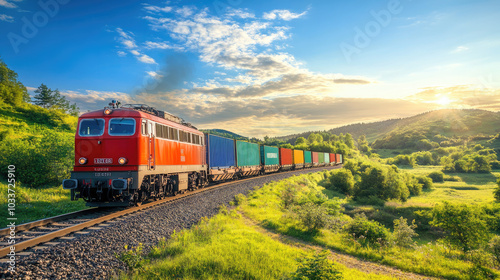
top-left (435, 96), bottom-right (452, 106)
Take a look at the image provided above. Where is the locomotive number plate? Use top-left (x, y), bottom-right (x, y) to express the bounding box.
top-left (94, 158), bottom-right (113, 164)
top-left (95, 172), bottom-right (112, 177)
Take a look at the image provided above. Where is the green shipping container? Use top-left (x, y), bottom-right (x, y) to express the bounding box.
top-left (236, 141), bottom-right (260, 167)
top-left (304, 151), bottom-right (312, 163)
top-left (261, 145), bottom-right (279, 166)
top-left (318, 152), bottom-right (324, 163)
top-left (324, 152), bottom-right (330, 163)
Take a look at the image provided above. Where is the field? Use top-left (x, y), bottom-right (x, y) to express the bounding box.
top-left (0, 180), bottom-right (86, 225)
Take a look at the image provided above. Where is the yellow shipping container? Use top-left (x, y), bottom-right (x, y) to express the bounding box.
top-left (293, 149), bottom-right (304, 164)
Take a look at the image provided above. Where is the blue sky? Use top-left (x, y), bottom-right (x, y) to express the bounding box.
top-left (1, 0), bottom-right (499, 137)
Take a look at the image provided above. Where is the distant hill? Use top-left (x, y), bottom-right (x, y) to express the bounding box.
top-left (276, 109), bottom-right (500, 146)
top-left (200, 129), bottom-right (249, 140)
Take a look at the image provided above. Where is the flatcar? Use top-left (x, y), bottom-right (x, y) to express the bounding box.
top-left (63, 103), bottom-right (343, 207)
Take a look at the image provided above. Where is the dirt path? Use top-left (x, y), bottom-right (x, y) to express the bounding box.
top-left (239, 213), bottom-right (440, 280)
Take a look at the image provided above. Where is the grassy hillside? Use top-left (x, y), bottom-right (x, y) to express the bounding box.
top-left (0, 102), bottom-right (77, 187)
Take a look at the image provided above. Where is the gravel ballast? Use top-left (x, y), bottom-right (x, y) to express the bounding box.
top-left (0, 167), bottom-right (337, 279)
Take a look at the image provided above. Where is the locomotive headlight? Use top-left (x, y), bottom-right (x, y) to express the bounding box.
top-left (79, 157), bottom-right (88, 165)
top-left (104, 108), bottom-right (112, 115)
top-left (118, 157), bottom-right (127, 165)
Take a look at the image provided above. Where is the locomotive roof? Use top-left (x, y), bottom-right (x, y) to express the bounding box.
top-left (79, 108), bottom-right (202, 134)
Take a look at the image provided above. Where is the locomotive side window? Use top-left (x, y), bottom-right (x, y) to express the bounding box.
top-left (109, 118), bottom-right (136, 136)
top-left (141, 120), bottom-right (147, 135)
top-left (79, 119), bottom-right (105, 137)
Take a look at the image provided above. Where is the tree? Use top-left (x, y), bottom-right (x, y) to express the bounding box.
top-left (392, 217), bottom-right (418, 248)
top-left (329, 169), bottom-right (355, 195)
top-left (32, 84), bottom-right (79, 116)
top-left (344, 133), bottom-right (355, 148)
top-left (430, 202), bottom-right (489, 252)
top-left (295, 137), bottom-right (306, 145)
top-left (308, 133), bottom-right (318, 143)
top-left (33, 84), bottom-right (55, 108)
top-left (289, 251), bottom-right (343, 280)
top-left (0, 58), bottom-right (30, 106)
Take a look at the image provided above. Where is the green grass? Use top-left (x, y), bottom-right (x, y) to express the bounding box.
top-left (236, 172), bottom-right (499, 279)
top-left (0, 180), bottom-right (86, 225)
top-left (119, 207), bottom-right (396, 280)
top-left (393, 166), bottom-right (500, 207)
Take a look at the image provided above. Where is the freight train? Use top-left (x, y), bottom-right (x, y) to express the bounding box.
top-left (62, 103), bottom-right (343, 207)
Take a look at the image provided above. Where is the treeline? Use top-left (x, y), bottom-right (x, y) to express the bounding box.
top-left (386, 144), bottom-right (500, 173)
top-left (0, 58), bottom-right (79, 116)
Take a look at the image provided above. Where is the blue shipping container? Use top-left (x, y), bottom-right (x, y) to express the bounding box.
top-left (206, 134), bottom-right (236, 168)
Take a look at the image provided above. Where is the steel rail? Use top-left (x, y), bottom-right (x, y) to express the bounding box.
top-left (0, 208), bottom-right (100, 236)
top-left (0, 165), bottom-right (340, 258)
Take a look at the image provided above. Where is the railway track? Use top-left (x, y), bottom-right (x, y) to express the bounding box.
top-left (0, 165), bottom-right (340, 260)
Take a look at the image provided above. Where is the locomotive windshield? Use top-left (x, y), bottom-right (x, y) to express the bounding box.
top-left (109, 118), bottom-right (136, 136)
top-left (79, 119), bottom-right (105, 136)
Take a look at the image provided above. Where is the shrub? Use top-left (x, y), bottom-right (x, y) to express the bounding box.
top-left (404, 174), bottom-right (422, 196)
top-left (281, 184), bottom-right (299, 209)
top-left (428, 171), bottom-right (444, 183)
top-left (416, 175), bottom-right (433, 190)
top-left (295, 202), bottom-right (329, 231)
top-left (288, 250), bottom-right (343, 280)
top-left (494, 178), bottom-right (500, 202)
top-left (489, 235), bottom-right (500, 266)
top-left (346, 214), bottom-right (390, 247)
top-left (430, 202), bottom-right (490, 252)
top-left (392, 217), bottom-right (418, 248)
top-left (116, 243), bottom-right (149, 273)
top-left (329, 169), bottom-right (355, 195)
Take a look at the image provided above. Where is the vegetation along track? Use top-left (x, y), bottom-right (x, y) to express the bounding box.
top-left (0, 166), bottom-right (339, 279)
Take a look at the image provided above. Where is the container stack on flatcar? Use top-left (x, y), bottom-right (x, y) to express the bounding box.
top-left (324, 152), bottom-right (330, 166)
top-left (293, 149), bottom-right (305, 170)
top-left (312, 152), bottom-right (319, 167)
top-left (279, 147), bottom-right (294, 171)
top-left (63, 102), bottom-right (343, 207)
top-left (236, 140), bottom-right (261, 177)
top-left (304, 151), bottom-right (313, 168)
top-left (318, 152), bottom-right (325, 166)
top-left (206, 134), bottom-right (236, 182)
top-left (261, 145), bottom-right (280, 173)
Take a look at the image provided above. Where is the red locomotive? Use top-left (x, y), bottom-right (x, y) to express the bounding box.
top-left (63, 103), bottom-right (207, 206)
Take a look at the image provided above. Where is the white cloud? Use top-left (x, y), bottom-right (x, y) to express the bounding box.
top-left (0, 0), bottom-right (20, 8)
top-left (226, 8), bottom-right (255, 19)
top-left (175, 6), bottom-right (194, 17)
top-left (137, 54), bottom-right (156, 64)
top-left (262, 9), bottom-right (307, 21)
top-left (146, 71), bottom-right (162, 79)
top-left (144, 8), bottom-right (371, 98)
top-left (115, 27), bottom-right (157, 64)
top-left (143, 5), bottom-right (173, 13)
top-left (61, 90), bottom-right (135, 112)
top-left (0, 13), bottom-right (14, 22)
top-left (144, 41), bottom-right (184, 51)
top-left (452, 46), bottom-right (469, 53)
top-left (117, 51), bottom-right (127, 57)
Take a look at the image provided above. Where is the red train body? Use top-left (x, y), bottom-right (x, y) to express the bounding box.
top-left (63, 105), bottom-right (207, 206)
